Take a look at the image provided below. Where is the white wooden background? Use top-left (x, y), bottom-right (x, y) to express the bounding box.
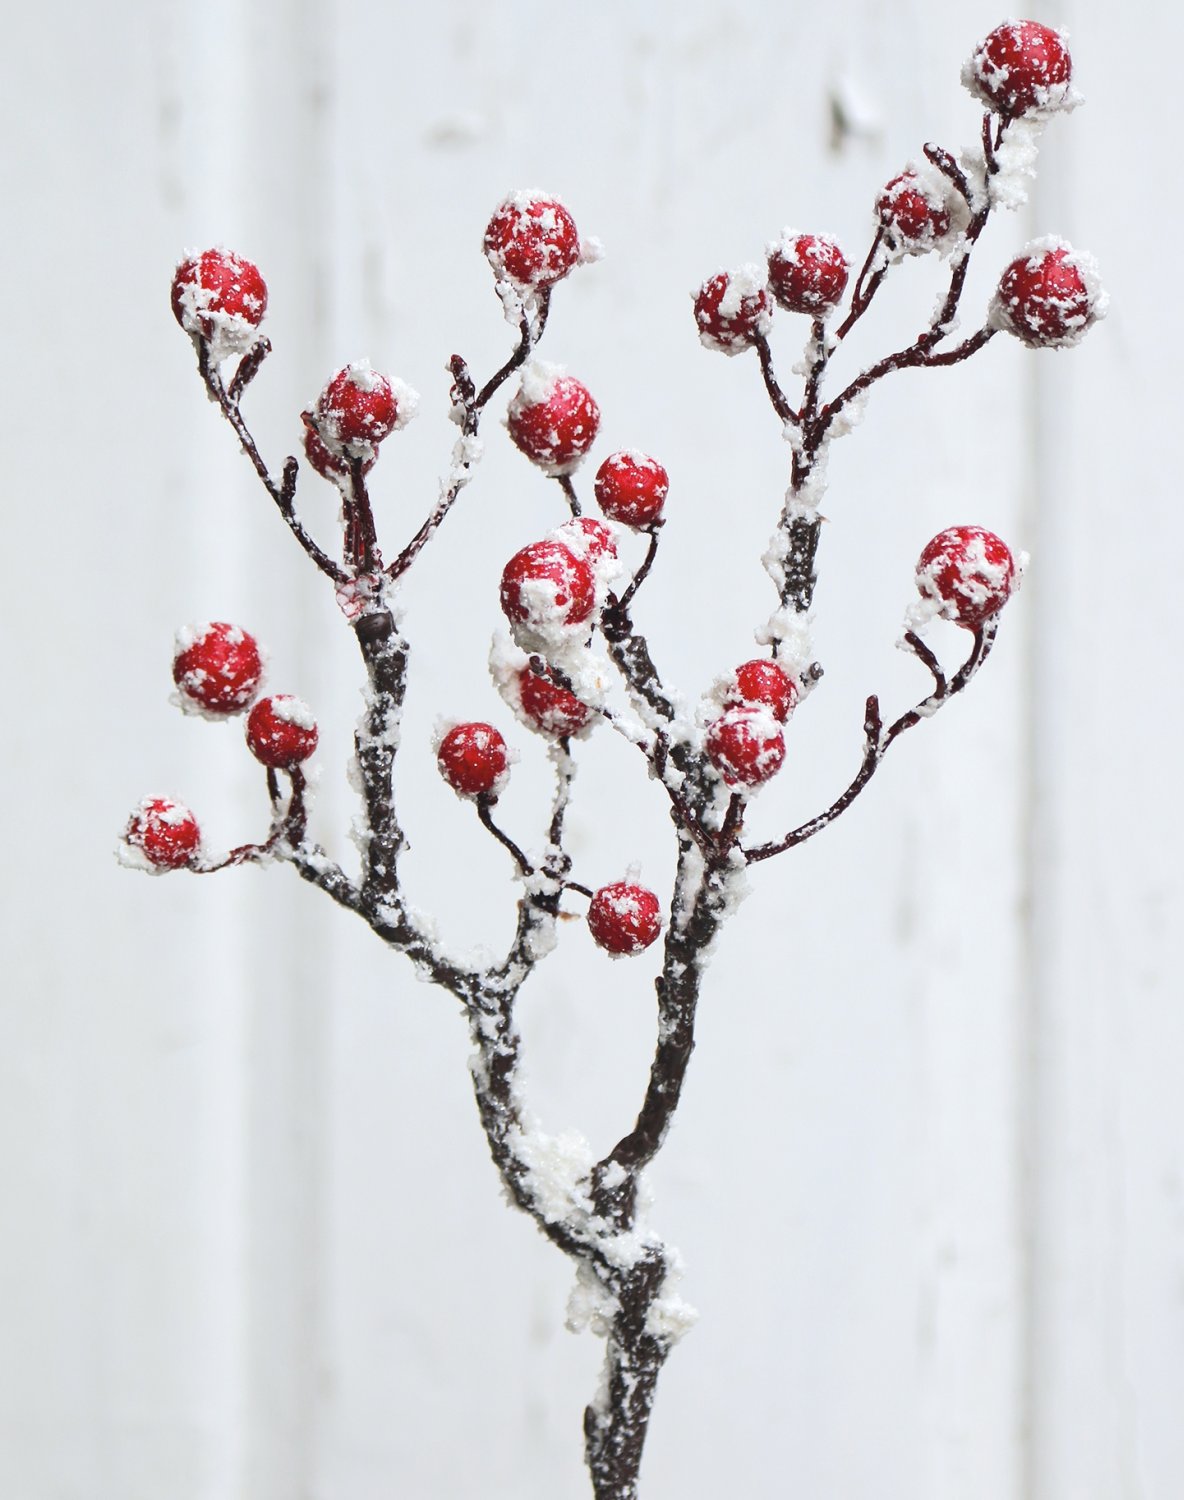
top-left (1, 1), bottom-right (1179, 1496)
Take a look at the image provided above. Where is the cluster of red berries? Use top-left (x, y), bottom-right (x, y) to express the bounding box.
top-left (124, 624), bottom-right (320, 871)
top-left (172, 251), bottom-right (417, 477)
top-left (705, 659), bottom-right (797, 788)
top-left (435, 712), bottom-right (661, 959)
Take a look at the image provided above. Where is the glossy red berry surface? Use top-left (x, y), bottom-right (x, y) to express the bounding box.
top-left (877, 173), bottom-right (950, 251)
top-left (693, 270), bottom-right (772, 354)
top-left (507, 367), bottom-right (600, 476)
top-left (123, 797), bottom-right (202, 871)
top-left (246, 694), bottom-right (319, 768)
top-left (517, 665), bottom-right (593, 738)
top-left (587, 882), bottom-right (663, 956)
top-left (484, 191), bottom-right (582, 290)
top-left (992, 244), bottom-right (1101, 348)
top-left (725, 659), bottom-right (797, 724)
top-left (315, 363), bottom-right (410, 454)
top-left (964, 21), bottom-right (1071, 116)
top-left (171, 249), bottom-right (267, 345)
top-left (173, 622), bottom-right (263, 716)
top-left (766, 233), bottom-right (849, 316)
top-left (915, 526), bottom-right (1017, 628)
top-left (437, 722), bottom-right (510, 799)
top-left (500, 541), bottom-right (596, 630)
top-left (705, 707), bottom-right (786, 787)
top-left (593, 451), bottom-right (669, 528)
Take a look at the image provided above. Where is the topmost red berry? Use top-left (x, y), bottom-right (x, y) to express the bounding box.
top-left (484, 191), bottom-right (583, 291)
top-left (963, 21), bottom-right (1074, 117)
top-left (171, 249), bottom-right (267, 357)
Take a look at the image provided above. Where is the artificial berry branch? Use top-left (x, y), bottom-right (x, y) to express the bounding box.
top-left (125, 24), bottom-right (1106, 1500)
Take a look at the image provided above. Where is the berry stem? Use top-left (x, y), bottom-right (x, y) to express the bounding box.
top-left (753, 332), bottom-right (800, 426)
top-left (345, 455), bottom-right (382, 574)
top-left (475, 289), bottom-right (552, 411)
top-left (557, 473), bottom-right (581, 516)
top-left (389, 300), bottom-right (554, 581)
top-left (227, 337), bottom-right (272, 403)
top-left (195, 341), bottom-right (347, 584)
top-left (832, 226), bottom-right (888, 343)
top-left (923, 142), bottom-right (974, 206)
top-left (745, 621), bottom-right (997, 863)
top-left (610, 526), bottom-right (662, 618)
top-left (352, 608), bottom-right (410, 901)
top-left (476, 797), bottom-right (533, 876)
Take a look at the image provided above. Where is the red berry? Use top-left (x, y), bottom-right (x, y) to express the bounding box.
top-left (171, 249), bottom-right (267, 350)
top-left (302, 416), bottom-right (375, 480)
top-left (693, 269), bottom-right (772, 355)
top-left (315, 362), bottom-right (415, 455)
top-left (876, 172), bottom-right (950, 253)
top-left (507, 365), bottom-right (600, 476)
top-left (593, 451), bottom-right (669, 528)
top-left (587, 881), bottom-right (663, 956)
top-left (517, 664), bottom-right (593, 738)
top-left (964, 21), bottom-right (1072, 117)
top-left (766, 233), bottom-right (849, 317)
top-left (705, 707), bottom-right (786, 787)
top-left (246, 694), bottom-right (319, 768)
top-left (484, 191), bottom-right (582, 290)
top-left (725, 659), bottom-right (797, 724)
top-left (122, 797), bottom-right (202, 872)
top-left (915, 526), bottom-right (1017, 628)
top-left (555, 516), bottom-right (617, 564)
top-left (437, 722), bottom-right (510, 799)
top-left (500, 541), bottom-right (597, 630)
top-left (173, 622), bottom-right (264, 716)
top-left (991, 241), bottom-right (1105, 349)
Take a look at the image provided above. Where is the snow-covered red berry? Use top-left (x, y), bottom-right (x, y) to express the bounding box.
top-left (171, 249), bottom-right (267, 353)
top-left (693, 268), bottom-right (773, 354)
top-left (963, 21), bottom-right (1072, 117)
top-left (555, 517), bottom-right (618, 564)
top-left (302, 417), bottom-right (375, 480)
top-left (315, 362), bottom-right (417, 456)
top-left (877, 172), bottom-right (950, 253)
top-left (246, 694), bottom-right (319, 768)
top-left (990, 240), bottom-right (1106, 349)
top-left (518, 664), bottom-right (593, 738)
top-left (484, 191), bottom-right (582, 290)
top-left (915, 526), bottom-right (1017, 628)
top-left (705, 707), bottom-right (786, 788)
top-left (766, 233), bottom-right (849, 317)
top-left (587, 881), bottom-right (663, 957)
top-left (507, 364), bottom-right (600, 476)
top-left (437, 722), bottom-right (510, 800)
top-left (500, 541), bottom-right (596, 631)
top-left (725, 659), bottom-right (797, 724)
top-left (172, 622), bottom-right (264, 716)
top-left (594, 451), bottom-right (669, 529)
top-left (122, 797), bottom-right (202, 872)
